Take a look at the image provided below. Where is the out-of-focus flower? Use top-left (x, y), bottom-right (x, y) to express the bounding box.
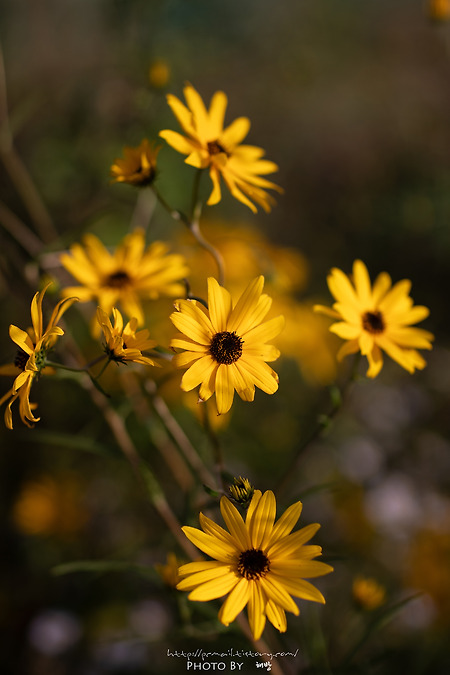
top-left (314, 260), bottom-right (434, 377)
top-left (276, 298), bottom-right (338, 385)
top-left (13, 475), bottom-right (87, 536)
top-left (428, 0), bottom-right (450, 21)
top-left (148, 60), bottom-right (170, 89)
top-left (60, 229), bottom-right (189, 327)
top-left (177, 490), bottom-right (333, 640)
top-left (160, 84), bottom-right (282, 213)
top-left (406, 528), bottom-right (450, 623)
top-left (229, 477), bottom-right (255, 509)
top-left (0, 284), bottom-right (77, 429)
top-left (352, 576), bottom-right (386, 611)
top-left (155, 553), bottom-right (183, 588)
top-left (97, 307), bottom-right (158, 367)
top-left (170, 276), bottom-right (284, 415)
top-left (110, 139), bottom-right (160, 187)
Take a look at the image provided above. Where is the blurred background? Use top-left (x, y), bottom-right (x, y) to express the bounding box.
top-left (1, 0), bottom-right (450, 673)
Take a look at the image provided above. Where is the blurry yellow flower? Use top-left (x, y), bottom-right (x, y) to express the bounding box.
top-left (0, 284), bottom-right (77, 429)
top-left (97, 307), bottom-right (158, 367)
top-left (276, 298), bottom-right (338, 386)
top-left (406, 528), bottom-right (450, 622)
top-left (178, 490), bottom-right (333, 640)
top-left (60, 229), bottom-right (189, 327)
top-left (170, 276), bottom-right (284, 415)
top-left (148, 60), bottom-right (170, 88)
top-left (155, 552), bottom-right (183, 588)
top-left (160, 84), bottom-right (282, 213)
top-left (110, 139), bottom-right (160, 187)
top-left (13, 475), bottom-right (87, 536)
top-left (352, 576), bottom-right (386, 611)
top-left (314, 260), bottom-right (434, 377)
top-left (176, 220), bottom-right (309, 297)
top-left (428, 0), bottom-right (450, 21)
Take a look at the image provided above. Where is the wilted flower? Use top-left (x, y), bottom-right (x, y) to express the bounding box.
top-left (0, 284), bottom-right (77, 429)
top-left (110, 139), bottom-right (160, 187)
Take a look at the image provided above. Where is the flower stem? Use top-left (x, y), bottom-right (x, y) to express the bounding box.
top-left (201, 401), bottom-right (226, 491)
top-left (152, 185), bottom-right (225, 285)
top-left (276, 354), bottom-right (361, 494)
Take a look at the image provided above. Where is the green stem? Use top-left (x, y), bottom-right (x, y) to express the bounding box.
top-left (276, 353), bottom-right (361, 493)
top-left (201, 401), bottom-right (226, 491)
top-left (153, 185), bottom-right (225, 285)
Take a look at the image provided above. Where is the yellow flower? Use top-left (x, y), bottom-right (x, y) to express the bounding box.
top-left (352, 576), bottom-right (386, 611)
top-left (110, 139), bottom-right (160, 187)
top-left (60, 229), bottom-right (189, 327)
top-left (148, 60), bottom-right (170, 89)
top-left (170, 276), bottom-right (284, 415)
top-left (0, 284), bottom-right (77, 429)
top-left (97, 307), bottom-right (158, 366)
top-left (428, 0), bottom-right (450, 21)
top-left (314, 260), bottom-right (434, 377)
top-left (12, 475), bottom-right (87, 537)
top-left (155, 552), bottom-right (183, 588)
top-left (177, 490), bottom-right (333, 640)
top-left (159, 84), bottom-right (282, 213)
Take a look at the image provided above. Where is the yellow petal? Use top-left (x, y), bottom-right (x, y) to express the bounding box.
top-left (247, 580), bottom-right (267, 640)
top-left (260, 576), bottom-right (299, 615)
top-left (267, 501), bottom-right (303, 546)
top-left (215, 364), bottom-right (235, 414)
top-left (227, 277), bottom-right (265, 334)
top-left (266, 600), bottom-right (287, 633)
top-left (218, 577), bottom-right (250, 626)
top-left (187, 573), bottom-right (239, 601)
top-left (272, 575), bottom-right (326, 604)
top-left (268, 523), bottom-right (321, 558)
top-left (181, 526), bottom-right (237, 562)
top-left (221, 117), bottom-right (251, 148)
top-left (248, 490), bottom-right (276, 550)
top-left (180, 356), bottom-right (217, 392)
top-left (159, 129), bottom-right (195, 155)
top-left (220, 497), bottom-right (250, 550)
top-left (208, 278), bottom-right (232, 333)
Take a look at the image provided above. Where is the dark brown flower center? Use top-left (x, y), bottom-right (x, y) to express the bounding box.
top-left (207, 140), bottom-right (228, 156)
top-left (362, 310), bottom-right (385, 334)
top-left (209, 331), bottom-right (243, 365)
top-left (237, 549), bottom-right (270, 580)
top-left (14, 348), bottom-right (29, 371)
top-left (105, 270), bottom-right (131, 289)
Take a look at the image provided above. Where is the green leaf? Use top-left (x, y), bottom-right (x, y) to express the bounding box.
top-left (14, 429), bottom-right (119, 458)
top-left (51, 560), bottom-right (156, 579)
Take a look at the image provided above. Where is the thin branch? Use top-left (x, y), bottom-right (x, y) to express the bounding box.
top-left (0, 44), bottom-right (57, 243)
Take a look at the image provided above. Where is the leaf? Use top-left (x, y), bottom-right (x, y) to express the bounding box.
top-left (14, 429), bottom-right (119, 458)
top-left (51, 560), bottom-right (156, 579)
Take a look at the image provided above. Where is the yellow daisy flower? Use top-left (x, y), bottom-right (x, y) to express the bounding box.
top-left (110, 139), bottom-right (160, 187)
top-left (96, 306), bottom-right (158, 366)
top-left (159, 84), bottom-right (282, 213)
top-left (60, 229), bottom-right (189, 326)
top-left (177, 490), bottom-right (333, 640)
top-left (0, 284), bottom-right (77, 429)
top-left (314, 259), bottom-right (434, 378)
top-left (170, 276), bottom-right (284, 415)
